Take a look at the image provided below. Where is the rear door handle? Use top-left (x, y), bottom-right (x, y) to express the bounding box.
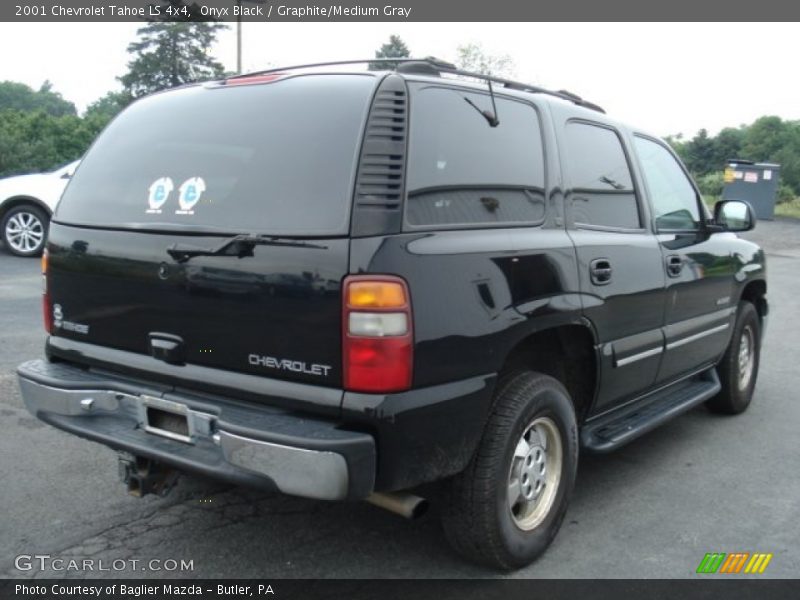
top-left (590, 258), bottom-right (613, 285)
top-left (666, 255), bottom-right (683, 278)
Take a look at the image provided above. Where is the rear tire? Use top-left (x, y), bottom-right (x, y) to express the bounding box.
top-left (2, 204), bottom-right (49, 257)
top-left (707, 301), bottom-right (761, 415)
top-left (441, 371), bottom-right (578, 570)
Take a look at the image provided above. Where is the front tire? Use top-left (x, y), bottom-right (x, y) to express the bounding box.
top-left (441, 371), bottom-right (578, 570)
top-left (2, 204), bottom-right (49, 257)
top-left (707, 301), bottom-right (761, 414)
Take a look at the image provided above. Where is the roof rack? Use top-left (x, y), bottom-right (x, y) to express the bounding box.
top-left (227, 58), bottom-right (605, 114)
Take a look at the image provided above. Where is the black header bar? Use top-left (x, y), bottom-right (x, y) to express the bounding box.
top-left (3, 0), bottom-right (800, 22)
top-left (2, 579), bottom-right (800, 600)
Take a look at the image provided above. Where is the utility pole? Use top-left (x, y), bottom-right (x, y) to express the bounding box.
top-left (236, 0), bottom-right (242, 73)
top-left (236, 0), bottom-right (266, 74)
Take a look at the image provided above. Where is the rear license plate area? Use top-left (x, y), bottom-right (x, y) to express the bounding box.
top-left (141, 396), bottom-right (192, 443)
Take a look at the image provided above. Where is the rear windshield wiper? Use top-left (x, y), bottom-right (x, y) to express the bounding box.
top-left (462, 79), bottom-right (500, 127)
top-left (464, 97), bottom-right (499, 127)
top-left (167, 234), bottom-right (328, 263)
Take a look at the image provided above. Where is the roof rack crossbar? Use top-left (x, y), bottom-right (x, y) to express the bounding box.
top-left (227, 58), bottom-right (435, 80)
top-left (227, 58), bottom-right (605, 114)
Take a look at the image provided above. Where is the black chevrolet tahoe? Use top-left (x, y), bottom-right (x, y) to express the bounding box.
top-left (17, 59), bottom-right (768, 570)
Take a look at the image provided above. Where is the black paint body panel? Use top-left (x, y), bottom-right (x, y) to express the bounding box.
top-left (31, 71), bottom-right (768, 493)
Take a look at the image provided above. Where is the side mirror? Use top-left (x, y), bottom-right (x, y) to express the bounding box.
top-left (714, 200), bottom-right (755, 232)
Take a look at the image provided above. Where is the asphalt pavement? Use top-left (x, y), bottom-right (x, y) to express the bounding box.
top-left (1, 220), bottom-right (798, 579)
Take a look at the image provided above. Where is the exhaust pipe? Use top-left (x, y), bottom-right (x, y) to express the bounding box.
top-left (366, 492), bottom-right (429, 519)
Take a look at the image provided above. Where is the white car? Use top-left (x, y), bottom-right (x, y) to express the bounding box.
top-left (0, 160), bottom-right (80, 256)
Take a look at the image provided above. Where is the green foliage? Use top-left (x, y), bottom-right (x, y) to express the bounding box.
top-left (84, 91), bottom-right (131, 122)
top-left (0, 109), bottom-right (96, 177)
top-left (685, 129), bottom-right (716, 175)
top-left (0, 86), bottom-right (125, 178)
top-left (369, 35), bottom-right (411, 70)
top-left (0, 80), bottom-right (76, 117)
top-left (455, 43), bottom-right (516, 77)
top-left (670, 116), bottom-right (800, 198)
top-left (82, 91), bottom-right (133, 137)
top-left (777, 183), bottom-right (795, 204)
top-left (696, 172), bottom-right (724, 198)
top-left (713, 127), bottom-right (745, 168)
top-left (0, 21), bottom-right (228, 179)
top-left (119, 21), bottom-right (227, 98)
top-left (775, 197), bottom-right (800, 218)
top-left (741, 116), bottom-right (786, 160)
top-left (665, 134), bottom-right (688, 163)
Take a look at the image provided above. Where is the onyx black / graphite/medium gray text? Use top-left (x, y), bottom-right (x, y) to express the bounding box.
top-left (277, 5), bottom-right (412, 18)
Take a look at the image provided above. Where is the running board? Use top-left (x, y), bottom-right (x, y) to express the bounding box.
top-left (581, 369), bottom-right (721, 453)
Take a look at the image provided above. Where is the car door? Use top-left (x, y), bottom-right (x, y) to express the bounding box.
top-left (561, 119), bottom-right (667, 412)
top-left (631, 135), bottom-right (736, 383)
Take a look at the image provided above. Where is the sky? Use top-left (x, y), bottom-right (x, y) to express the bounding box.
top-left (0, 22), bottom-right (798, 138)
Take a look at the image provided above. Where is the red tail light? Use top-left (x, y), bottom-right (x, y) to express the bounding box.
top-left (343, 275), bottom-right (413, 393)
top-left (41, 249), bottom-right (53, 334)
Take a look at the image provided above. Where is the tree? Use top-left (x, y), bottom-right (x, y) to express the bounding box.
top-left (666, 116), bottom-right (800, 200)
top-left (81, 91), bottom-right (132, 138)
top-left (683, 128), bottom-right (716, 175)
top-left (0, 80), bottom-right (85, 177)
top-left (455, 43), bottom-right (516, 78)
top-left (0, 109), bottom-right (94, 177)
top-left (771, 121), bottom-right (800, 194)
top-left (741, 116), bottom-right (787, 163)
top-left (369, 35), bottom-right (411, 70)
top-left (711, 127), bottom-right (745, 166)
top-left (84, 92), bottom-right (130, 122)
top-left (0, 80), bottom-right (76, 117)
top-left (666, 134), bottom-right (690, 164)
top-left (119, 21), bottom-right (228, 98)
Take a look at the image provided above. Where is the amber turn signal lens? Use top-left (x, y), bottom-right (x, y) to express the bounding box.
top-left (347, 281), bottom-right (407, 308)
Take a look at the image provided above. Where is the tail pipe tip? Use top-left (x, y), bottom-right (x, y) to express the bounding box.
top-left (365, 491), bottom-right (428, 520)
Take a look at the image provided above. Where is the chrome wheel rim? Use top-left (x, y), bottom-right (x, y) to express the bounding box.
top-left (737, 325), bottom-right (755, 391)
top-left (5, 211), bottom-right (44, 253)
top-left (507, 416), bottom-right (563, 531)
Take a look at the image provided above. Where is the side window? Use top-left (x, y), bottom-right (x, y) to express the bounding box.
top-left (633, 136), bottom-right (702, 231)
top-left (562, 122), bottom-right (640, 229)
top-left (406, 86), bottom-right (546, 228)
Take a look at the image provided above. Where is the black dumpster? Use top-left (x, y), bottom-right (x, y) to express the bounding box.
top-left (721, 160), bottom-right (780, 220)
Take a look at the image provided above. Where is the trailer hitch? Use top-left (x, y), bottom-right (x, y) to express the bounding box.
top-left (118, 453), bottom-right (179, 498)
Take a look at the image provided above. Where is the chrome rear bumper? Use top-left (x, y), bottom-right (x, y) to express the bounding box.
top-left (17, 359), bottom-right (375, 501)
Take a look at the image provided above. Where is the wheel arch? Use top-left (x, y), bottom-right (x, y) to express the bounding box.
top-left (739, 278), bottom-right (767, 322)
top-left (0, 196), bottom-right (52, 222)
top-left (499, 322), bottom-right (598, 424)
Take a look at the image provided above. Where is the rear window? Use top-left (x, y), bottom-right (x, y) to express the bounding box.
top-left (405, 85), bottom-right (546, 228)
top-left (56, 74), bottom-right (375, 235)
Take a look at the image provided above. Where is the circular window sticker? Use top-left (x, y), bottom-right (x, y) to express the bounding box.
top-left (146, 177), bottom-right (174, 214)
top-left (176, 177), bottom-right (207, 215)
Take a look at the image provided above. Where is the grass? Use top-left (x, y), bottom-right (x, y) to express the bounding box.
top-left (775, 198), bottom-right (800, 219)
top-left (704, 194), bottom-right (800, 220)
